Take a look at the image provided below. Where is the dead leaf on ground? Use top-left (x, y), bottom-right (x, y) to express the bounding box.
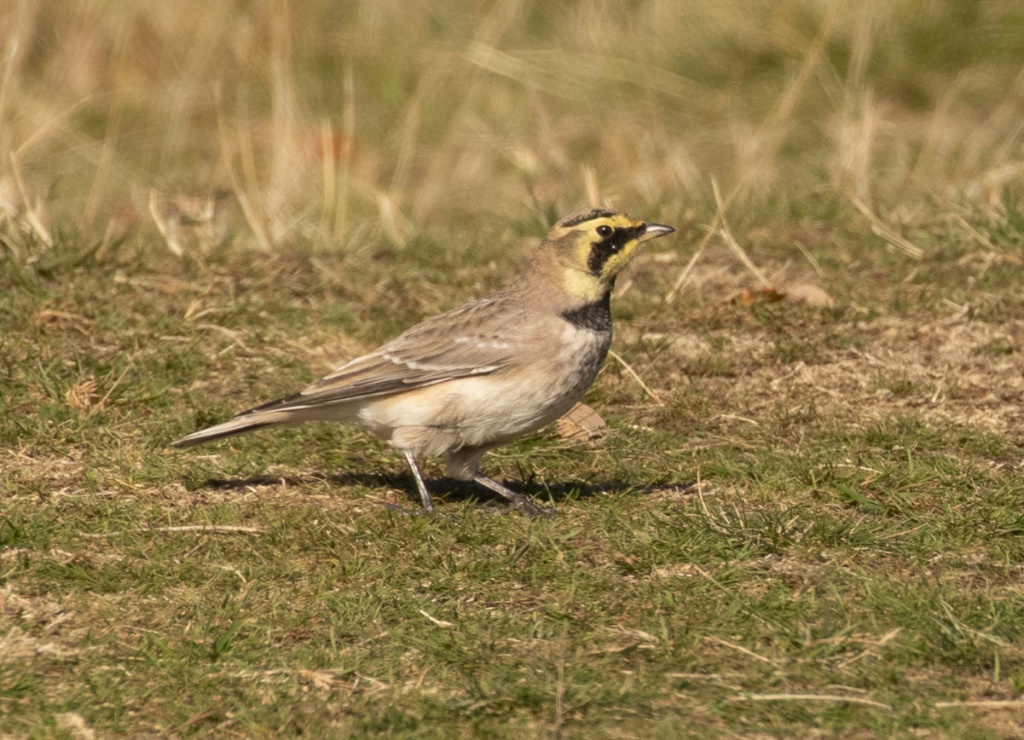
top-left (730, 284), bottom-right (834, 308)
top-left (555, 403), bottom-right (608, 442)
top-left (731, 287), bottom-right (787, 306)
top-left (785, 282), bottom-right (835, 308)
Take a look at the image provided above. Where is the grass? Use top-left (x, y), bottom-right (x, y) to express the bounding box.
top-left (3, 0), bottom-right (1024, 736)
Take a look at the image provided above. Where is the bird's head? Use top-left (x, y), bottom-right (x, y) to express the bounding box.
top-left (543, 209), bottom-right (675, 302)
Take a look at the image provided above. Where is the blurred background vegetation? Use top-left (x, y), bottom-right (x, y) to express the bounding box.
top-left (3, 0), bottom-right (1024, 256)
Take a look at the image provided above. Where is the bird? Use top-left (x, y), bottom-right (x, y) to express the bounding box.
top-left (172, 208), bottom-right (675, 516)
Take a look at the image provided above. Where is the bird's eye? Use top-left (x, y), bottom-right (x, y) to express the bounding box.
top-left (596, 225), bottom-right (613, 238)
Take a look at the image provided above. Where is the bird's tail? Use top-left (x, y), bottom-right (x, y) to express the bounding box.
top-left (171, 411), bottom-right (290, 448)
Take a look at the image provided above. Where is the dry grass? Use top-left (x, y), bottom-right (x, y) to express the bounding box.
top-left (3, 0), bottom-right (1024, 736)
top-left (3, 1), bottom-right (1024, 250)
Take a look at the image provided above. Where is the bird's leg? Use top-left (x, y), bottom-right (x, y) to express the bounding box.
top-left (403, 450), bottom-right (435, 512)
top-left (472, 474), bottom-right (554, 518)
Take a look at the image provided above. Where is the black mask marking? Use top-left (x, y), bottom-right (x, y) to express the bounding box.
top-left (586, 224), bottom-right (646, 276)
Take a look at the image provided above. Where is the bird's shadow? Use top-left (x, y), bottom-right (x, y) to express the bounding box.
top-left (198, 470), bottom-right (695, 507)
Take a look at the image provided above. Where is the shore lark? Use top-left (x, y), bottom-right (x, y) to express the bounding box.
top-left (173, 209), bottom-right (675, 516)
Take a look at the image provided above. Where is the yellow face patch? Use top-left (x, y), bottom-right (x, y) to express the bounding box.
top-left (549, 211), bottom-right (657, 298)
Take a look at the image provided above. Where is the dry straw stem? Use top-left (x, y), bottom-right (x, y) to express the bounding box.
top-left (666, 175), bottom-right (736, 303)
top-left (319, 65), bottom-right (356, 240)
top-left (418, 609), bottom-right (456, 629)
top-left (581, 163), bottom-right (601, 207)
top-left (148, 189), bottom-right (183, 257)
top-left (704, 636), bottom-right (777, 666)
top-left (0, 33), bottom-right (16, 128)
top-left (666, 177), bottom-right (771, 302)
top-left (732, 3), bottom-right (838, 196)
top-left (927, 188), bottom-right (1010, 257)
top-left (81, 525), bottom-right (266, 537)
top-left (216, 107), bottom-right (272, 253)
top-left (849, 195), bottom-right (925, 259)
top-left (608, 349), bottom-right (663, 405)
top-left (8, 150), bottom-right (52, 246)
top-left (711, 179), bottom-right (770, 288)
top-left (728, 693), bottom-right (891, 710)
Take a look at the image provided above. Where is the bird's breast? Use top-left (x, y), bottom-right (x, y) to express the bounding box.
top-left (358, 323), bottom-right (611, 455)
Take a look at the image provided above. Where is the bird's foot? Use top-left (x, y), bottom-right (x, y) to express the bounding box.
top-left (472, 475), bottom-right (555, 518)
top-left (511, 497), bottom-right (556, 518)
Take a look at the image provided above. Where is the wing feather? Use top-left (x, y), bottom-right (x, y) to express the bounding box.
top-left (244, 290), bottom-right (528, 414)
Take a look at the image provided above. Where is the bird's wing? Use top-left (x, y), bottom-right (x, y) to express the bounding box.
top-left (242, 292), bottom-right (527, 414)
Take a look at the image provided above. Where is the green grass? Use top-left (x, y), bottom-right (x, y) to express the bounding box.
top-left (4, 0), bottom-right (1024, 736)
top-left (3, 216), bottom-right (1024, 736)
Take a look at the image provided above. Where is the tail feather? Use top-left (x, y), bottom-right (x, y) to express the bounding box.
top-left (171, 412), bottom-right (288, 448)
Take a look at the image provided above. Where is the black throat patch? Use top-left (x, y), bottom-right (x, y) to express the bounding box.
top-left (560, 291), bottom-right (612, 333)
